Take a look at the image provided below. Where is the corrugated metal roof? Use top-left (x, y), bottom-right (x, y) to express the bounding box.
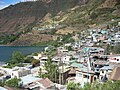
top-left (71, 62), bottom-right (83, 68)
top-left (20, 74), bottom-right (42, 86)
top-left (0, 87), bottom-right (7, 90)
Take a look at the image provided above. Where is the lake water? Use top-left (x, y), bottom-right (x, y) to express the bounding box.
top-left (0, 46), bottom-right (45, 64)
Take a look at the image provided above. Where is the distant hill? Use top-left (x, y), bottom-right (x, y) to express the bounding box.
top-left (0, 0), bottom-right (120, 45)
top-left (0, 0), bottom-right (87, 35)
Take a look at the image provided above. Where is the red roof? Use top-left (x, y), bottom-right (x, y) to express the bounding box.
top-left (38, 78), bottom-right (54, 88)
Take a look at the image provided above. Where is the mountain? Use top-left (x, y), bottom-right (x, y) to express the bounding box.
top-left (0, 0), bottom-right (87, 35)
top-left (0, 0), bottom-right (120, 45)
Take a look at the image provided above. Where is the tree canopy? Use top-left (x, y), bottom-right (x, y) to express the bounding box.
top-left (6, 77), bottom-right (21, 88)
top-left (67, 81), bottom-right (120, 90)
top-left (39, 57), bottom-right (58, 82)
top-left (11, 51), bottom-right (24, 64)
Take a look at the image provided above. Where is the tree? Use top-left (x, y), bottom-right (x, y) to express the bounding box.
top-left (80, 81), bottom-right (120, 90)
top-left (6, 77), bottom-right (21, 88)
top-left (0, 80), bottom-right (5, 87)
top-left (66, 46), bottom-right (73, 51)
top-left (39, 57), bottom-right (58, 82)
top-left (67, 81), bottom-right (80, 90)
top-left (11, 51), bottom-right (24, 64)
top-left (31, 59), bottom-right (40, 67)
top-left (113, 43), bottom-right (120, 54)
top-left (105, 44), bottom-right (113, 54)
top-left (24, 56), bottom-right (33, 63)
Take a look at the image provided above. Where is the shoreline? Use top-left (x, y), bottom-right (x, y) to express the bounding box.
top-left (0, 46), bottom-right (46, 64)
top-left (0, 44), bottom-right (47, 47)
top-left (0, 61), bottom-right (5, 66)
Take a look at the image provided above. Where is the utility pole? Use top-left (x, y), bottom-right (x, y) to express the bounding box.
top-left (87, 49), bottom-right (91, 83)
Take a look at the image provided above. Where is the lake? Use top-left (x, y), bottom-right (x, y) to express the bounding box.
top-left (0, 46), bottom-right (45, 64)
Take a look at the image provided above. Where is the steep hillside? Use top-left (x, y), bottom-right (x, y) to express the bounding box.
top-left (0, 0), bottom-right (88, 36)
top-left (0, 0), bottom-right (120, 45)
top-left (64, 0), bottom-right (120, 27)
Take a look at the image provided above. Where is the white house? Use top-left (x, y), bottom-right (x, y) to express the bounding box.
top-left (11, 67), bottom-right (31, 78)
top-left (99, 65), bottom-right (114, 82)
top-left (0, 66), bottom-right (31, 78)
top-left (108, 56), bottom-right (120, 63)
top-left (61, 55), bottom-right (71, 64)
top-left (33, 53), bottom-right (42, 60)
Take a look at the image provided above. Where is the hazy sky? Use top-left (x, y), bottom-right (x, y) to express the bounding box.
top-left (0, 0), bottom-right (35, 10)
top-left (0, 0), bottom-right (21, 9)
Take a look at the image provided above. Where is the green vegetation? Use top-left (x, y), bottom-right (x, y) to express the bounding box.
top-left (3, 51), bottom-right (25, 68)
top-left (113, 43), bottom-right (120, 54)
top-left (4, 51), bottom-right (34, 68)
top-left (11, 51), bottom-right (24, 64)
top-left (24, 56), bottom-right (33, 63)
top-left (66, 46), bottom-right (73, 51)
top-left (31, 59), bottom-right (40, 67)
top-left (90, 8), bottom-right (115, 20)
top-left (0, 34), bottom-right (18, 44)
top-left (0, 81), bottom-right (5, 87)
top-left (105, 44), bottom-right (114, 54)
top-left (105, 43), bottom-right (120, 54)
top-left (39, 57), bottom-right (58, 82)
top-left (80, 81), bottom-right (120, 90)
top-left (67, 81), bottom-right (120, 90)
top-left (62, 34), bottom-right (74, 43)
top-left (67, 81), bottom-right (80, 90)
top-left (32, 40), bottom-right (61, 47)
top-left (6, 77), bottom-right (21, 88)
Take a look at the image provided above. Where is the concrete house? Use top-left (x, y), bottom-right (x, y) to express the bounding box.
top-left (99, 65), bottom-right (114, 82)
top-left (0, 67), bottom-right (31, 78)
top-left (108, 56), bottom-right (120, 63)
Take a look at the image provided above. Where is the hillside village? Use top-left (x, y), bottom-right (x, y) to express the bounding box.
top-left (0, 0), bottom-right (120, 46)
top-left (0, 21), bottom-right (120, 90)
top-left (0, 0), bottom-right (120, 90)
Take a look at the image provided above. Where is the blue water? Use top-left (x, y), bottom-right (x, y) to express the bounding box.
top-left (0, 46), bottom-right (45, 63)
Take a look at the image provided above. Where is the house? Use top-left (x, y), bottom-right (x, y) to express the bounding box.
top-left (67, 67), bottom-right (95, 87)
top-left (84, 47), bottom-right (104, 55)
top-left (66, 61), bottom-right (95, 86)
top-left (0, 66), bottom-right (31, 78)
top-left (40, 56), bottom-right (48, 62)
top-left (25, 78), bottom-right (56, 90)
top-left (55, 83), bottom-right (66, 90)
top-left (65, 43), bottom-right (72, 47)
top-left (108, 56), bottom-right (120, 63)
top-left (33, 53), bottom-right (42, 60)
top-left (58, 66), bottom-right (70, 84)
top-left (20, 74), bottom-right (42, 87)
top-left (118, 22), bottom-right (120, 26)
top-left (0, 87), bottom-right (7, 90)
top-left (61, 55), bottom-right (71, 64)
top-left (110, 67), bottom-right (120, 81)
top-left (37, 78), bottom-right (55, 90)
top-left (52, 55), bottom-right (62, 64)
top-left (80, 69), bottom-right (94, 85)
top-left (11, 67), bottom-right (31, 78)
top-left (57, 47), bottom-right (68, 53)
top-left (99, 65), bottom-right (114, 82)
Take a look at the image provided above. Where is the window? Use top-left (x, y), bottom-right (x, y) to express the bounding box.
top-left (102, 70), bottom-right (104, 73)
top-left (83, 75), bottom-right (89, 79)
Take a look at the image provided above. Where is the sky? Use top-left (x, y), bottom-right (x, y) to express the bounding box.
top-left (0, 0), bottom-right (20, 10)
top-left (0, 0), bottom-right (35, 10)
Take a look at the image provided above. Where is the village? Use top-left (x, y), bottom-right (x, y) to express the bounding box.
top-left (0, 21), bottom-right (120, 90)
